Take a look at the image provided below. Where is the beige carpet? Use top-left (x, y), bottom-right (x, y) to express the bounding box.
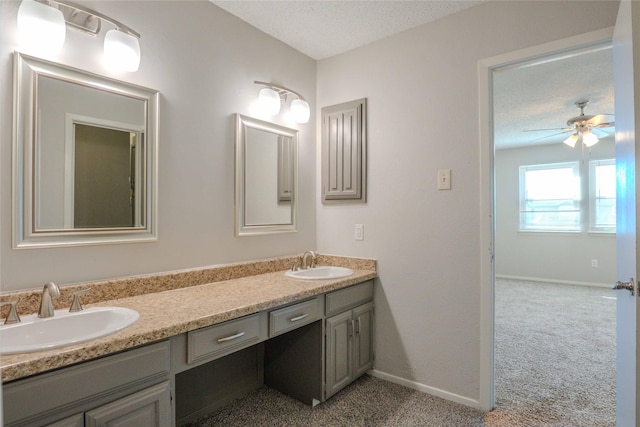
top-left (189, 279), bottom-right (616, 426)
top-left (487, 279), bottom-right (616, 427)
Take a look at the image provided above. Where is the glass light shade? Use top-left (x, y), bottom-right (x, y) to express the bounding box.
top-left (290, 99), bottom-right (310, 123)
top-left (582, 130), bottom-right (599, 147)
top-left (562, 133), bottom-right (579, 148)
top-left (258, 88), bottom-right (281, 115)
top-left (17, 0), bottom-right (66, 55)
top-left (104, 30), bottom-right (141, 72)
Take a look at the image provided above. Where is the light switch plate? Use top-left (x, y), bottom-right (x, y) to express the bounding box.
top-left (437, 169), bottom-right (451, 190)
top-left (354, 224), bottom-right (364, 241)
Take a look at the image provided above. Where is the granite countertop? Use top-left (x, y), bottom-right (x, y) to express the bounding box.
top-left (1, 267), bottom-right (377, 383)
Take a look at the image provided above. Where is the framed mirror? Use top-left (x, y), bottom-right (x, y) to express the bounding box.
top-left (13, 53), bottom-right (159, 248)
top-left (235, 114), bottom-right (298, 236)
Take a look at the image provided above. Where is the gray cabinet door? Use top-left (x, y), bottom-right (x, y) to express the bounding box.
top-left (85, 381), bottom-right (171, 427)
top-left (353, 302), bottom-right (374, 377)
top-left (46, 414), bottom-right (84, 427)
top-left (326, 310), bottom-right (354, 397)
top-left (321, 98), bottom-right (367, 203)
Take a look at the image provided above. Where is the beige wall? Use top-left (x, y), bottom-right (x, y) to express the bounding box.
top-left (495, 140), bottom-right (616, 286)
top-left (0, 1), bottom-right (317, 291)
top-left (316, 0), bottom-right (619, 405)
top-left (0, 0), bottom-right (622, 412)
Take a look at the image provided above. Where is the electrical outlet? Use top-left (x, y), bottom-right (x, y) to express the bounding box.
top-left (591, 259), bottom-right (598, 268)
top-left (354, 224), bottom-right (364, 241)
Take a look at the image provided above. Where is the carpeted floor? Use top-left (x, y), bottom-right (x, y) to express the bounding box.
top-left (188, 375), bottom-right (487, 427)
top-left (487, 279), bottom-right (616, 427)
top-left (189, 279), bottom-right (616, 426)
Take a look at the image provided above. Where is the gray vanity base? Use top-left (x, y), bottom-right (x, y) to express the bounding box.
top-left (4, 280), bottom-right (374, 427)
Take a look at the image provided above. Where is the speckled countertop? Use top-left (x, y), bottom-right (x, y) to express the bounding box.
top-left (0, 255), bottom-right (376, 383)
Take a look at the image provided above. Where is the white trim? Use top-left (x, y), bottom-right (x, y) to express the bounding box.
top-left (496, 274), bottom-right (612, 289)
top-left (478, 26), bottom-right (614, 411)
top-left (368, 369), bottom-right (482, 409)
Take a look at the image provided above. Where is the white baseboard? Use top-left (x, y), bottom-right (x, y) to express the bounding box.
top-left (496, 274), bottom-right (611, 288)
top-left (367, 369), bottom-right (482, 410)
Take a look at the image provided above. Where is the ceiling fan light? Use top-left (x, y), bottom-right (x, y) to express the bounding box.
top-left (582, 130), bottom-right (599, 147)
top-left (258, 88), bottom-right (281, 115)
top-left (563, 133), bottom-right (579, 148)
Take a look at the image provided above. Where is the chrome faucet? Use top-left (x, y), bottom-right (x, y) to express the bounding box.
top-left (301, 251), bottom-right (317, 269)
top-left (38, 282), bottom-right (60, 318)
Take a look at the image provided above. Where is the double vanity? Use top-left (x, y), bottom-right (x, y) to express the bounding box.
top-left (0, 255), bottom-right (377, 426)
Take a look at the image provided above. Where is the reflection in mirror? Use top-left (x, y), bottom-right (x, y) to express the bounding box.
top-left (235, 114), bottom-right (298, 235)
top-left (13, 53), bottom-right (158, 248)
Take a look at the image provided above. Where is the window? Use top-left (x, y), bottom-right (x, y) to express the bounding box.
top-left (590, 159), bottom-right (616, 232)
top-left (519, 162), bottom-right (581, 232)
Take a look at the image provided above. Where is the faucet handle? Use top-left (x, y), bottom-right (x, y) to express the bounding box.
top-left (291, 259), bottom-right (299, 271)
top-left (1, 301), bottom-right (21, 324)
top-left (69, 288), bottom-right (91, 312)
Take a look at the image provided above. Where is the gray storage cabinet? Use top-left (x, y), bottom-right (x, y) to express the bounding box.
top-left (325, 281), bottom-right (374, 398)
top-left (3, 341), bottom-right (171, 427)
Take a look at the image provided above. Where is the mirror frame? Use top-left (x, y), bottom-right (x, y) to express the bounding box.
top-left (13, 52), bottom-right (159, 248)
top-left (235, 114), bottom-right (298, 236)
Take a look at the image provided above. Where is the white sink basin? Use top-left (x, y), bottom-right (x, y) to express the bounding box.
top-left (0, 307), bottom-right (139, 354)
top-left (285, 266), bottom-right (354, 280)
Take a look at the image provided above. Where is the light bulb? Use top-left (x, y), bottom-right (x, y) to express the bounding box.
top-left (290, 99), bottom-right (310, 123)
top-left (17, 0), bottom-right (66, 55)
top-left (258, 88), bottom-right (281, 115)
top-left (104, 30), bottom-right (141, 72)
top-left (582, 130), bottom-right (599, 147)
top-left (563, 133), bottom-right (578, 148)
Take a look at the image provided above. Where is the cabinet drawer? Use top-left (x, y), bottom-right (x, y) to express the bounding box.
top-left (269, 297), bottom-right (322, 337)
top-left (326, 281), bottom-right (374, 317)
top-left (187, 314), bottom-right (262, 364)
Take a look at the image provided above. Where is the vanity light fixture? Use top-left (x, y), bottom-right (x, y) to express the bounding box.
top-left (17, 0), bottom-right (66, 55)
top-left (254, 81), bottom-right (310, 124)
top-left (16, 0), bottom-right (141, 72)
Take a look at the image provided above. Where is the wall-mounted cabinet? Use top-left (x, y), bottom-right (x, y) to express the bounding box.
top-left (321, 98), bottom-right (367, 203)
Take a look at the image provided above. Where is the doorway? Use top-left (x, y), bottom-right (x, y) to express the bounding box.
top-left (478, 28), bottom-right (617, 422)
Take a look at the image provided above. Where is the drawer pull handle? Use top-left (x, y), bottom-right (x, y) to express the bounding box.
top-left (290, 313), bottom-right (309, 322)
top-left (217, 331), bottom-right (245, 343)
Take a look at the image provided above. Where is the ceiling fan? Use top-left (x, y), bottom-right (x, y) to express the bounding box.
top-left (524, 99), bottom-right (614, 148)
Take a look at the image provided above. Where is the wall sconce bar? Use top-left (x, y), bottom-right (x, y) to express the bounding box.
top-left (254, 81), bottom-right (310, 124)
top-left (17, 0), bottom-right (141, 71)
top-left (49, 0), bottom-right (140, 38)
top-left (254, 81), bottom-right (306, 102)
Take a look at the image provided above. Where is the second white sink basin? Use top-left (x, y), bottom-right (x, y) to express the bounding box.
top-left (0, 307), bottom-right (139, 354)
top-left (285, 266), bottom-right (354, 280)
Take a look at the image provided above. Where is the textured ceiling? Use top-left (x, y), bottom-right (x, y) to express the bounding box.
top-left (211, 0), bottom-right (486, 60)
top-left (210, 1), bottom-right (614, 150)
top-left (494, 46), bottom-right (614, 149)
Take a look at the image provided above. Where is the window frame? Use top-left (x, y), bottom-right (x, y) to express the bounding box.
top-left (589, 159), bottom-right (616, 233)
top-left (518, 161), bottom-right (582, 233)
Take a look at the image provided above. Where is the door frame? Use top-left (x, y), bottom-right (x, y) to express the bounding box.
top-left (477, 27), bottom-right (615, 411)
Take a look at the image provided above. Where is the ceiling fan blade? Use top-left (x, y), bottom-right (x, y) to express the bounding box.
top-left (592, 127), bottom-right (614, 138)
top-left (523, 127), bottom-right (573, 133)
top-left (527, 130), bottom-right (573, 143)
top-left (593, 121), bottom-right (615, 128)
top-left (588, 113), bottom-right (614, 126)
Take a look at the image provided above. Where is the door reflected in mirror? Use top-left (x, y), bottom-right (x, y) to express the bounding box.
top-left (13, 53), bottom-right (158, 248)
top-left (235, 114), bottom-right (298, 235)
top-left (72, 123), bottom-right (142, 229)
